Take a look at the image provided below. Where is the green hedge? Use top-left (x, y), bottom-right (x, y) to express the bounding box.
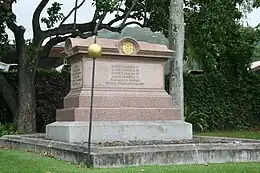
top-left (0, 70), bottom-right (70, 132)
top-left (183, 72), bottom-right (260, 130)
top-left (1, 70), bottom-right (260, 132)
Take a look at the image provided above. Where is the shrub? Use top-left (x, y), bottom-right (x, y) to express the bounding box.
top-left (0, 123), bottom-right (18, 137)
top-left (184, 72), bottom-right (260, 130)
top-left (184, 106), bottom-right (209, 132)
top-left (0, 70), bottom-right (70, 132)
top-left (35, 70), bottom-right (70, 132)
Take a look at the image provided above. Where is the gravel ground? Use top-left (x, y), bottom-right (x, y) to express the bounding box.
top-left (82, 137), bottom-right (255, 147)
top-left (22, 134), bottom-right (260, 147)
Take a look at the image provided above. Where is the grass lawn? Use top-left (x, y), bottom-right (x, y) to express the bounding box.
top-left (0, 148), bottom-right (260, 173)
top-left (196, 131), bottom-right (260, 139)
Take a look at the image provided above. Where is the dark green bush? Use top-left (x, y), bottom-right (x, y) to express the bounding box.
top-left (184, 106), bottom-right (209, 132)
top-left (183, 72), bottom-right (260, 130)
top-left (0, 70), bottom-right (70, 132)
top-left (0, 123), bottom-right (18, 137)
top-left (35, 70), bottom-right (70, 132)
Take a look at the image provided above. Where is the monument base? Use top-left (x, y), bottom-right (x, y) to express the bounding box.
top-left (46, 120), bottom-right (192, 143)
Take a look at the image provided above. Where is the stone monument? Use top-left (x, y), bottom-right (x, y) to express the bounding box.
top-left (46, 37), bottom-right (192, 143)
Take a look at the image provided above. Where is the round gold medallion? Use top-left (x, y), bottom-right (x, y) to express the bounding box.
top-left (121, 41), bottom-right (135, 55)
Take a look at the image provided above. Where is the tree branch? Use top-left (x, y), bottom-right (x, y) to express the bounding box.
top-left (139, 1), bottom-right (148, 26)
top-left (108, 8), bottom-right (134, 26)
top-left (121, 21), bottom-right (144, 28)
top-left (41, 9), bottom-right (113, 58)
top-left (119, 1), bottom-right (137, 29)
top-left (41, 0), bottom-right (146, 54)
top-left (43, 0), bottom-right (148, 39)
top-left (92, 7), bottom-right (100, 23)
top-left (116, 0), bottom-right (124, 16)
top-left (94, 12), bottom-right (107, 34)
top-left (59, 0), bottom-right (86, 27)
top-left (7, 21), bottom-right (21, 35)
top-left (39, 35), bottom-right (74, 60)
top-left (39, 32), bottom-right (94, 59)
top-left (1, 1), bottom-right (21, 35)
top-left (43, 22), bottom-right (96, 38)
top-left (106, 1), bottom-right (147, 30)
top-left (33, 0), bottom-right (49, 42)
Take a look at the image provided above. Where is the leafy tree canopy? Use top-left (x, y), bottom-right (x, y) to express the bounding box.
top-left (126, 0), bottom-right (260, 74)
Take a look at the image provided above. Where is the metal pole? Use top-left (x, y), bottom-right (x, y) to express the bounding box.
top-left (87, 56), bottom-right (95, 166)
top-left (73, 0), bottom-right (78, 29)
top-left (87, 36), bottom-right (97, 167)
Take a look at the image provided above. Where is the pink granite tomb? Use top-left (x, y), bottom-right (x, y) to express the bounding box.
top-left (46, 37), bottom-right (192, 142)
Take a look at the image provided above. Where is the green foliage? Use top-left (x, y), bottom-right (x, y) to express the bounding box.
top-left (97, 1), bottom-right (260, 73)
top-left (0, 70), bottom-right (70, 132)
top-left (35, 70), bottom-right (70, 132)
top-left (0, 22), bottom-right (9, 54)
top-left (139, 0), bottom-right (260, 73)
top-left (25, 40), bottom-right (38, 68)
top-left (0, 123), bottom-right (18, 137)
top-left (41, 2), bottom-right (64, 29)
top-left (253, 0), bottom-right (260, 7)
top-left (0, 5), bottom-right (15, 54)
top-left (185, 1), bottom-right (259, 73)
top-left (184, 106), bottom-right (209, 132)
top-left (184, 72), bottom-right (260, 130)
top-left (93, 0), bottom-right (121, 13)
top-left (123, 0), bottom-right (169, 36)
top-left (252, 42), bottom-right (260, 62)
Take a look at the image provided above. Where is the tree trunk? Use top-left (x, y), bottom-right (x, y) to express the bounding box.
top-left (15, 28), bottom-right (36, 133)
top-left (168, 0), bottom-right (185, 118)
top-left (0, 73), bottom-right (19, 123)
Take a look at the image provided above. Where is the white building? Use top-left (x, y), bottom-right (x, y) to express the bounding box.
top-left (0, 62), bottom-right (7, 71)
top-left (251, 61), bottom-right (260, 73)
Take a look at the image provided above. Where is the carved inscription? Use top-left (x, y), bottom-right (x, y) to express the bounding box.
top-left (106, 64), bottom-right (144, 86)
top-left (71, 61), bottom-right (83, 89)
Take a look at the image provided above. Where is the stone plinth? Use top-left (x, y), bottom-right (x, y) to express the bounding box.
top-left (46, 37), bottom-right (192, 142)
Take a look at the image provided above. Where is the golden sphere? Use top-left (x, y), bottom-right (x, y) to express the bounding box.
top-left (88, 44), bottom-right (102, 58)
